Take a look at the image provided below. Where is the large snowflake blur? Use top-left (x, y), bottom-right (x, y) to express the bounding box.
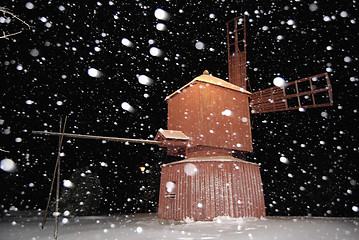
top-left (0, 0), bottom-right (358, 218)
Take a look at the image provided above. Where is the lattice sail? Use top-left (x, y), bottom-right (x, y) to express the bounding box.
top-left (250, 72), bottom-right (333, 114)
top-left (227, 15), bottom-right (249, 90)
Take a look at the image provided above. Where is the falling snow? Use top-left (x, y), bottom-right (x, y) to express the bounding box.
top-left (0, 1), bottom-right (358, 239)
top-left (87, 68), bottom-right (103, 78)
top-left (273, 77), bottom-right (286, 88)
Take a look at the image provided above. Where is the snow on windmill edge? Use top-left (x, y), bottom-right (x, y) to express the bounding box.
top-left (154, 130), bottom-right (189, 156)
top-left (165, 70), bottom-right (251, 101)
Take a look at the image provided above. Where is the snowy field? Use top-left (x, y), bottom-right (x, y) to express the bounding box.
top-left (0, 213), bottom-right (358, 240)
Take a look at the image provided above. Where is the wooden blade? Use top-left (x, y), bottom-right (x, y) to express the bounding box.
top-left (226, 15), bottom-right (250, 90)
top-left (250, 72), bottom-right (333, 114)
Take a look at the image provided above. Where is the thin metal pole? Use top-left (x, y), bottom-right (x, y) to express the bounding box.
top-left (54, 157), bottom-right (60, 239)
top-left (54, 117), bottom-right (61, 239)
top-left (54, 116), bottom-right (67, 239)
top-left (41, 116), bottom-right (68, 231)
top-left (41, 156), bottom-right (58, 228)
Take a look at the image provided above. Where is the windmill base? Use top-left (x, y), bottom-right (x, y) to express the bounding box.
top-left (158, 156), bottom-right (266, 223)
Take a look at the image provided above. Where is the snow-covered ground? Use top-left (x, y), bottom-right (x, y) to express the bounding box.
top-left (0, 213), bottom-right (358, 240)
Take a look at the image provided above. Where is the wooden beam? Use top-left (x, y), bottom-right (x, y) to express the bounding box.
top-left (32, 131), bottom-right (161, 145)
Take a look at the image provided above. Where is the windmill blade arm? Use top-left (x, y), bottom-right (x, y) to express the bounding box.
top-left (32, 131), bottom-right (161, 145)
top-left (250, 72), bottom-right (333, 114)
top-left (227, 15), bottom-right (250, 90)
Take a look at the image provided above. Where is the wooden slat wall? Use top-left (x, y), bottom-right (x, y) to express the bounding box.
top-left (250, 86), bottom-right (287, 113)
top-left (229, 52), bottom-right (247, 88)
top-left (167, 82), bottom-right (253, 153)
top-left (158, 159), bottom-right (266, 222)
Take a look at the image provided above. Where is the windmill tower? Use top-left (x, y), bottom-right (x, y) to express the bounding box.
top-left (156, 15), bottom-right (333, 223)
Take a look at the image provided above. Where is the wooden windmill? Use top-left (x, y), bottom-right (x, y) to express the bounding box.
top-left (33, 14), bottom-right (333, 225)
top-left (156, 15), bottom-right (333, 223)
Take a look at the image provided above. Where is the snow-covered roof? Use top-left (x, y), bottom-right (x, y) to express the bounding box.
top-left (165, 72), bottom-right (251, 100)
top-left (156, 129), bottom-right (189, 140)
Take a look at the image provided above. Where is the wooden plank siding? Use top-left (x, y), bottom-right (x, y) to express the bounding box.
top-left (158, 158), bottom-right (266, 222)
top-left (167, 82), bottom-right (253, 153)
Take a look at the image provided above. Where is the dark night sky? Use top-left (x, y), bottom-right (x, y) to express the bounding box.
top-left (1, 0), bottom-right (358, 217)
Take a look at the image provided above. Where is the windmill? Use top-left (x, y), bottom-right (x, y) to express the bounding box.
top-left (33, 14), bottom-right (333, 225)
top-left (155, 15), bottom-right (332, 223)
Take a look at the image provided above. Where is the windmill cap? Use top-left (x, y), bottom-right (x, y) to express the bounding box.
top-left (203, 70), bottom-right (210, 75)
top-left (165, 72), bottom-right (251, 100)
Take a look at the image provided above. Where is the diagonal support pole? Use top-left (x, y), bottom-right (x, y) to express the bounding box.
top-left (41, 116), bottom-right (68, 238)
top-left (54, 116), bottom-right (67, 239)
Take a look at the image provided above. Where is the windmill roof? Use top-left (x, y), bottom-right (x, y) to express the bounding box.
top-left (165, 73), bottom-right (251, 100)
